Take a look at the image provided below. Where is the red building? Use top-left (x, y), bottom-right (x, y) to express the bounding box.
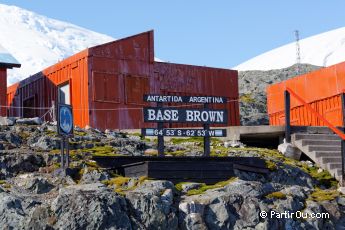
top-left (267, 61), bottom-right (345, 127)
top-left (7, 31), bottom-right (239, 130)
top-left (0, 44), bottom-right (21, 116)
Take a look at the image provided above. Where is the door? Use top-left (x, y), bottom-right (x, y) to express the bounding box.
top-left (23, 96), bottom-right (36, 118)
top-left (58, 82), bottom-right (70, 105)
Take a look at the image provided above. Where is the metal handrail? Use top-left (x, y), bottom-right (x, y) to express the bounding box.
top-left (285, 87), bottom-right (345, 185)
top-left (285, 87), bottom-right (345, 140)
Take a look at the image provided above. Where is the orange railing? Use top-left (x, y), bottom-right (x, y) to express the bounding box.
top-left (285, 87), bottom-right (345, 140)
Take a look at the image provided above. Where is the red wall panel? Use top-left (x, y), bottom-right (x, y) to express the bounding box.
top-left (267, 62), bottom-right (345, 126)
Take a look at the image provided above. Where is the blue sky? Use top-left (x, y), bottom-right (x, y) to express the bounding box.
top-left (1, 0), bottom-right (345, 69)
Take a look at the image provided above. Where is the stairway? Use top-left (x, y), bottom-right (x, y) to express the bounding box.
top-left (292, 132), bottom-right (343, 182)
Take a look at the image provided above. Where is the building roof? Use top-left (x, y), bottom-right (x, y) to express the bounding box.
top-left (0, 44), bottom-right (21, 68)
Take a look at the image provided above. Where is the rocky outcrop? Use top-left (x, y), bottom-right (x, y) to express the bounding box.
top-left (51, 183), bottom-right (131, 229)
top-left (239, 64), bottom-right (321, 125)
top-left (126, 180), bottom-right (178, 229)
top-left (0, 152), bottom-right (44, 179)
top-left (0, 122), bottom-right (344, 229)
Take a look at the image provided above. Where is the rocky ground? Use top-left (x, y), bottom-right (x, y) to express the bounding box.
top-left (0, 118), bottom-right (345, 229)
top-left (239, 64), bottom-right (321, 125)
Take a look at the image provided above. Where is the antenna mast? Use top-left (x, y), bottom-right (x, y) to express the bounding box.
top-left (294, 30), bottom-right (301, 74)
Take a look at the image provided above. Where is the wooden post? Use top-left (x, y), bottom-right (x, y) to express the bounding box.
top-left (341, 93), bottom-right (345, 184)
top-left (157, 102), bottom-right (164, 157)
top-left (203, 103), bottom-right (210, 156)
top-left (284, 90), bottom-right (291, 143)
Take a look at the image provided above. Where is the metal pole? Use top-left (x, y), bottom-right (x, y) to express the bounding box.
top-left (341, 93), bottom-right (345, 185)
top-left (66, 137), bottom-right (70, 168)
top-left (203, 103), bottom-right (210, 157)
top-left (52, 100), bottom-right (56, 122)
top-left (285, 90), bottom-right (291, 143)
top-left (60, 137), bottom-right (65, 173)
top-left (157, 102), bottom-right (164, 157)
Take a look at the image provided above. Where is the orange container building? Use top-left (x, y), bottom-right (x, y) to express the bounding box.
top-left (267, 62), bottom-right (345, 127)
top-left (7, 31), bottom-right (239, 130)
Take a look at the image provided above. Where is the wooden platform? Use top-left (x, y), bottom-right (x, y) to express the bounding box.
top-left (93, 156), bottom-right (268, 184)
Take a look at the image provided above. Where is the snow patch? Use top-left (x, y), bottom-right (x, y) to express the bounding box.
top-left (0, 3), bottom-right (114, 84)
top-left (234, 27), bottom-right (345, 71)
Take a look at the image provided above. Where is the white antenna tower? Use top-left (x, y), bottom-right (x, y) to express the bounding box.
top-left (294, 30), bottom-right (301, 74)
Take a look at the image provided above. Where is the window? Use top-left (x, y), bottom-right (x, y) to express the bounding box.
top-left (125, 75), bottom-right (149, 105)
top-left (92, 72), bottom-right (120, 103)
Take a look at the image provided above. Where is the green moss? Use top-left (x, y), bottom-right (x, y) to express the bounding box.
top-left (85, 161), bottom-right (99, 168)
top-left (18, 131), bottom-right (30, 139)
top-left (300, 164), bottom-right (337, 188)
top-left (53, 163), bottom-right (61, 168)
top-left (211, 138), bottom-right (222, 146)
top-left (83, 145), bottom-right (118, 156)
top-left (74, 131), bottom-right (87, 136)
top-left (210, 145), bottom-right (229, 157)
top-left (309, 188), bottom-right (339, 202)
top-left (240, 93), bottom-right (255, 104)
top-left (166, 150), bottom-right (186, 157)
top-left (129, 133), bottom-right (141, 137)
top-left (187, 177), bottom-right (237, 196)
top-left (175, 182), bottom-right (190, 192)
top-left (102, 176), bottom-right (131, 187)
top-left (171, 137), bottom-right (203, 145)
top-left (265, 160), bottom-right (278, 171)
top-left (45, 130), bottom-right (57, 136)
top-left (228, 146), bottom-right (302, 166)
top-left (49, 149), bottom-right (61, 154)
top-left (92, 152), bottom-right (125, 157)
top-left (2, 183), bottom-right (11, 189)
top-left (0, 180), bottom-right (6, 185)
top-left (102, 176), bottom-right (149, 195)
top-left (210, 151), bottom-right (228, 157)
top-left (228, 147), bottom-right (338, 188)
top-left (137, 176), bottom-right (149, 184)
top-left (266, 191), bottom-right (287, 199)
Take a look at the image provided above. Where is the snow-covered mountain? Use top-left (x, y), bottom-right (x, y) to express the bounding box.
top-left (0, 4), bottom-right (114, 84)
top-left (235, 27), bottom-right (345, 71)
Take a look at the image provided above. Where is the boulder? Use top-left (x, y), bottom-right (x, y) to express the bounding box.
top-left (31, 135), bottom-right (61, 150)
top-left (16, 117), bottom-right (43, 125)
top-left (224, 140), bottom-right (244, 148)
top-left (179, 201), bottom-right (207, 230)
top-left (269, 163), bottom-right (314, 188)
top-left (144, 148), bottom-right (158, 156)
top-left (0, 193), bottom-right (26, 229)
top-left (24, 177), bottom-right (54, 194)
top-left (181, 183), bottom-right (203, 193)
top-left (0, 153), bottom-right (45, 179)
top-left (278, 141), bottom-right (302, 160)
top-left (80, 168), bottom-right (110, 184)
top-left (0, 117), bottom-right (16, 126)
top-left (126, 180), bottom-right (178, 230)
top-left (51, 183), bottom-right (131, 229)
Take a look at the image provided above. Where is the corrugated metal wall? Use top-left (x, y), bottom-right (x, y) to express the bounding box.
top-left (87, 31), bottom-right (154, 130)
top-left (7, 50), bottom-right (90, 128)
top-left (267, 62), bottom-right (345, 126)
top-left (7, 30), bottom-right (240, 130)
top-left (154, 62), bottom-right (240, 128)
top-left (87, 31), bottom-right (239, 130)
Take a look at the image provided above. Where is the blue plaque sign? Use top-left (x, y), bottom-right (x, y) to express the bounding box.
top-left (58, 104), bottom-right (73, 136)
